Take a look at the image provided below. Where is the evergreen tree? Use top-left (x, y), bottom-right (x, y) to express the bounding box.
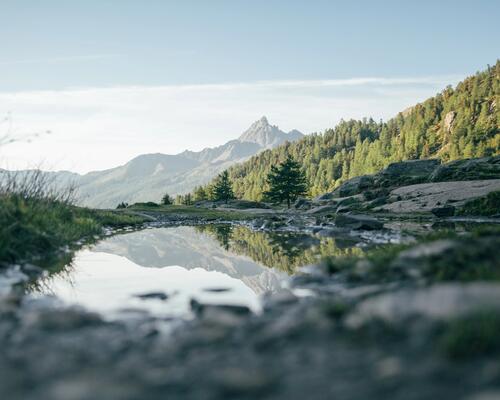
top-left (193, 186), bottom-right (208, 202)
top-left (211, 171), bottom-right (235, 203)
top-left (161, 193), bottom-right (173, 205)
top-left (263, 155), bottom-right (307, 208)
top-left (182, 193), bottom-right (193, 205)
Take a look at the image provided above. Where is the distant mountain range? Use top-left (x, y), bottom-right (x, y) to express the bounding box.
top-left (9, 117), bottom-right (303, 208)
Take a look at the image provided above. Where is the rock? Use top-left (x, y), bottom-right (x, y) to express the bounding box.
top-left (313, 192), bottom-right (335, 201)
top-left (431, 205), bottom-right (455, 217)
top-left (334, 213), bottom-right (383, 230)
top-left (23, 308), bottom-right (103, 331)
top-left (135, 291), bottom-right (169, 300)
top-left (379, 159), bottom-right (441, 185)
top-left (306, 205), bottom-right (338, 215)
top-left (430, 155), bottom-right (500, 182)
top-left (331, 175), bottom-right (375, 197)
top-left (396, 239), bottom-right (456, 260)
top-left (443, 111), bottom-right (456, 132)
top-left (377, 179), bottom-right (500, 214)
top-left (346, 283), bottom-right (500, 327)
top-left (190, 299), bottom-right (251, 317)
top-left (203, 287), bottom-right (232, 293)
top-left (294, 197), bottom-right (312, 209)
top-left (212, 368), bottom-right (274, 395)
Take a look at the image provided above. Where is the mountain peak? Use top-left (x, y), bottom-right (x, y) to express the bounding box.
top-left (238, 117), bottom-right (303, 148)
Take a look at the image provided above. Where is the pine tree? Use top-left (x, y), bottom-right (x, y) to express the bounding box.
top-left (193, 186), bottom-right (208, 202)
top-left (211, 171), bottom-right (235, 203)
top-left (263, 155), bottom-right (307, 208)
top-left (161, 193), bottom-right (173, 205)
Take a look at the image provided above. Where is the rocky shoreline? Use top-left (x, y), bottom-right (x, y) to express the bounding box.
top-left (0, 217), bottom-right (499, 399)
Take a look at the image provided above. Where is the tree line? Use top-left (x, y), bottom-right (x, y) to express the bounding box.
top-left (195, 61), bottom-right (499, 201)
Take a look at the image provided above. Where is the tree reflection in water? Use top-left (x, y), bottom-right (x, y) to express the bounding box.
top-left (196, 224), bottom-right (365, 274)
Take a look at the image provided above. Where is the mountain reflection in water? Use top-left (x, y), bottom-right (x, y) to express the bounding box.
top-left (31, 225), bottom-right (365, 318)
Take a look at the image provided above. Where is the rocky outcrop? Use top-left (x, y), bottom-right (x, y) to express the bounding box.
top-left (443, 111), bottom-right (456, 133)
top-left (379, 159), bottom-right (441, 185)
top-left (430, 155), bottom-right (500, 182)
top-left (376, 179), bottom-right (500, 213)
top-left (331, 175), bottom-right (374, 198)
top-left (311, 156), bottom-right (500, 216)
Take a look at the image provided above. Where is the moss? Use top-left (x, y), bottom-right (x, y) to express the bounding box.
top-left (440, 311), bottom-right (500, 360)
top-left (457, 191), bottom-right (500, 216)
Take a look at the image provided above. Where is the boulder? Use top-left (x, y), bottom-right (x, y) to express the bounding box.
top-left (430, 155), bottom-right (500, 182)
top-left (135, 291), bottom-right (169, 300)
top-left (378, 159), bottom-right (441, 185)
top-left (334, 213), bottom-right (383, 230)
top-left (294, 197), bottom-right (312, 209)
top-left (306, 204), bottom-right (338, 215)
top-left (331, 175), bottom-right (375, 197)
top-left (431, 206), bottom-right (455, 217)
top-left (313, 192), bottom-right (335, 201)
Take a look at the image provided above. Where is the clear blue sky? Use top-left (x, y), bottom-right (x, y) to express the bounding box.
top-left (1, 0), bottom-right (499, 91)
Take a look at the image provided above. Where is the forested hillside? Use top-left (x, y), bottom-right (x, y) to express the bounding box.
top-left (200, 61), bottom-right (499, 200)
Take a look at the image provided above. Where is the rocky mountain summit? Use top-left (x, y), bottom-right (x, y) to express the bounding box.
top-left (238, 116), bottom-right (303, 148)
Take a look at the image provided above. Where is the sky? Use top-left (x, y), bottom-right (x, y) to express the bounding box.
top-left (0, 0), bottom-right (498, 173)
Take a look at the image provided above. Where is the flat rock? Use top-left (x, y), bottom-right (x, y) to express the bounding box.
top-left (377, 179), bottom-right (500, 213)
top-left (306, 205), bottom-right (338, 215)
top-left (346, 283), bottom-right (500, 327)
top-left (334, 213), bottom-right (383, 230)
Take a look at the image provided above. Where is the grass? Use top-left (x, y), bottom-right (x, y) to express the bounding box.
top-left (439, 311), bottom-right (500, 360)
top-left (0, 193), bottom-right (147, 268)
top-left (126, 203), bottom-right (256, 221)
top-left (457, 191), bottom-right (500, 216)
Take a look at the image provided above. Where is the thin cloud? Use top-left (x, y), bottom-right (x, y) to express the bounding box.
top-left (0, 74), bottom-right (462, 96)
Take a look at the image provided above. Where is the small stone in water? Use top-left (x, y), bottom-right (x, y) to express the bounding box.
top-left (134, 291), bottom-right (169, 301)
top-left (203, 287), bottom-right (232, 293)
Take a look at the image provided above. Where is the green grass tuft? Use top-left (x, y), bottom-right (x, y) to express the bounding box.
top-left (440, 311), bottom-right (500, 360)
top-left (457, 191), bottom-right (500, 216)
top-left (0, 194), bottom-right (146, 267)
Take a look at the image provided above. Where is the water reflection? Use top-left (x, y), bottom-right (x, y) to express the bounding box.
top-left (31, 225), bottom-right (366, 318)
top-left (195, 224), bottom-right (364, 274)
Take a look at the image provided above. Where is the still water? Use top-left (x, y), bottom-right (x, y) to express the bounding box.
top-left (32, 224), bottom-right (369, 319)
